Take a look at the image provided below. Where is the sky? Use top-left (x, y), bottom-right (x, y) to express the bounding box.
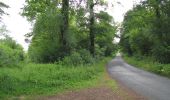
top-left (1, 0), bottom-right (141, 51)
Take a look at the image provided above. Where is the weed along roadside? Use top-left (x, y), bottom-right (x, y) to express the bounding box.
top-left (123, 56), bottom-right (170, 78)
top-left (0, 57), bottom-right (144, 100)
top-left (0, 58), bottom-right (115, 99)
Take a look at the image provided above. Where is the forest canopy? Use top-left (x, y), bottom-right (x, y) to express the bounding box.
top-left (120, 0), bottom-right (170, 64)
top-left (22, 0), bottom-right (117, 63)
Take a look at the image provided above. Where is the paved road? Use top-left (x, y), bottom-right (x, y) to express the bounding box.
top-left (107, 56), bottom-right (170, 100)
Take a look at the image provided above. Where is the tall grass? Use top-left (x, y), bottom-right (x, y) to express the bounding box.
top-left (123, 56), bottom-right (170, 78)
top-left (0, 58), bottom-right (111, 99)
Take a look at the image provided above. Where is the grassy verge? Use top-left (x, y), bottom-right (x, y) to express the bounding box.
top-left (0, 57), bottom-right (117, 99)
top-left (123, 56), bottom-right (170, 78)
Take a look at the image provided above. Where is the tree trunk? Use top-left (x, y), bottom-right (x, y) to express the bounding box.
top-left (89, 0), bottom-right (95, 56)
top-left (61, 0), bottom-right (69, 53)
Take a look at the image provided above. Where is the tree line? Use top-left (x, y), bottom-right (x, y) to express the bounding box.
top-left (120, 0), bottom-right (170, 64)
top-left (5, 0), bottom-right (116, 64)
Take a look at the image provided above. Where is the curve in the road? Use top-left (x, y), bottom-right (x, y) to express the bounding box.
top-left (107, 56), bottom-right (170, 100)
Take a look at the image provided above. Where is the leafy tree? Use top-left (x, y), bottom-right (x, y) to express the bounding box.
top-left (23, 0), bottom-right (72, 58)
top-left (120, 0), bottom-right (170, 63)
top-left (28, 9), bottom-right (63, 63)
top-left (95, 11), bottom-right (117, 56)
top-left (23, 0), bottom-right (117, 63)
top-left (0, 36), bottom-right (24, 67)
top-left (22, 0), bottom-right (59, 21)
top-left (87, 0), bottom-right (107, 56)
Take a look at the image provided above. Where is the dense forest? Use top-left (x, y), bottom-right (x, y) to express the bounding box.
top-left (1, 0), bottom-right (117, 66)
top-left (120, 0), bottom-right (170, 64)
top-left (22, 0), bottom-right (117, 63)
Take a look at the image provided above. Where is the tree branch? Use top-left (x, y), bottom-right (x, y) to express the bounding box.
top-left (94, 0), bottom-right (99, 5)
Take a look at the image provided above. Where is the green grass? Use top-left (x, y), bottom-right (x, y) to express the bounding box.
top-left (123, 56), bottom-right (170, 78)
top-left (0, 58), bottom-right (115, 99)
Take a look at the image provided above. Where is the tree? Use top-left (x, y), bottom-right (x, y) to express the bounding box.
top-left (22, 0), bottom-right (58, 21)
top-left (88, 0), bottom-right (95, 56)
top-left (60, 0), bottom-right (69, 54)
top-left (142, 0), bottom-right (170, 63)
top-left (95, 11), bottom-right (117, 56)
top-left (87, 0), bottom-right (106, 56)
top-left (0, 36), bottom-right (24, 67)
top-left (0, 2), bottom-right (9, 23)
top-left (120, 0), bottom-right (170, 63)
top-left (28, 10), bottom-right (64, 63)
top-left (120, 5), bottom-right (153, 56)
top-left (23, 0), bottom-right (71, 57)
top-left (23, 0), bottom-right (117, 63)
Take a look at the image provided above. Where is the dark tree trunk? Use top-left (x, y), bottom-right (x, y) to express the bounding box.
top-left (61, 0), bottom-right (69, 47)
top-left (60, 0), bottom-right (70, 58)
top-left (154, 0), bottom-right (163, 40)
top-left (89, 1), bottom-right (95, 57)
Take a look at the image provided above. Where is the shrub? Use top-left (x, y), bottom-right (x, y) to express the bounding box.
top-left (61, 49), bottom-right (95, 66)
top-left (62, 51), bottom-right (83, 66)
top-left (0, 44), bottom-right (17, 67)
top-left (152, 44), bottom-right (170, 64)
top-left (78, 49), bottom-right (95, 64)
top-left (162, 65), bottom-right (170, 77)
top-left (0, 37), bottom-right (24, 67)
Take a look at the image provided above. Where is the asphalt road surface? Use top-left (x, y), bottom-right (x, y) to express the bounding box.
top-left (107, 56), bottom-right (170, 100)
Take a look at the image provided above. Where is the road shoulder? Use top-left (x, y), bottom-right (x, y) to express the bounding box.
top-left (37, 69), bottom-right (145, 100)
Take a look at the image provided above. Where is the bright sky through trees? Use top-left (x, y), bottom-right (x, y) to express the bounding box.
top-left (1, 0), bottom-right (141, 51)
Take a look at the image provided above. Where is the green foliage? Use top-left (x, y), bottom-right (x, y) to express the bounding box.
top-left (0, 58), bottom-right (110, 99)
top-left (0, 37), bottom-right (24, 67)
top-left (120, 1), bottom-right (170, 63)
top-left (0, 44), bottom-right (16, 67)
top-left (120, 4), bottom-right (154, 56)
top-left (28, 8), bottom-right (117, 63)
top-left (61, 51), bottom-right (83, 66)
top-left (23, 0), bottom-right (117, 63)
top-left (78, 49), bottom-right (95, 64)
top-left (96, 11), bottom-right (113, 23)
top-left (22, 0), bottom-right (59, 21)
top-left (95, 11), bottom-right (117, 57)
top-left (61, 49), bottom-right (95, 66)
top-left (28, 10), bottom-right (63, 63)
top-left (124, 56), bottom-right (170, 78)
top-left (152, 43), bottom-right (170, 64)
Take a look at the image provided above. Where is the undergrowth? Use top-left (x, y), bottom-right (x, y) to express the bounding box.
top-left (124, 56), bottom-right (170, 78)
top-left (0, 58), bottom-right (114, 99)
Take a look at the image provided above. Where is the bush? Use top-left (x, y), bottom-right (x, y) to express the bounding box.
top-left (0, 37), bottom-right (24, 67)
top-left (78, 49), bottom-right (95, 64)
top-left (152, 44), bottom-right (170, 64)
top-left (0, 44), bottom-right (17, 67)
top-left (61, 49), bottom-right (95, 66)
top-left (62, 51), bottom-right (83, 66)
top-left (162, 65), bottom-right (170, 77)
